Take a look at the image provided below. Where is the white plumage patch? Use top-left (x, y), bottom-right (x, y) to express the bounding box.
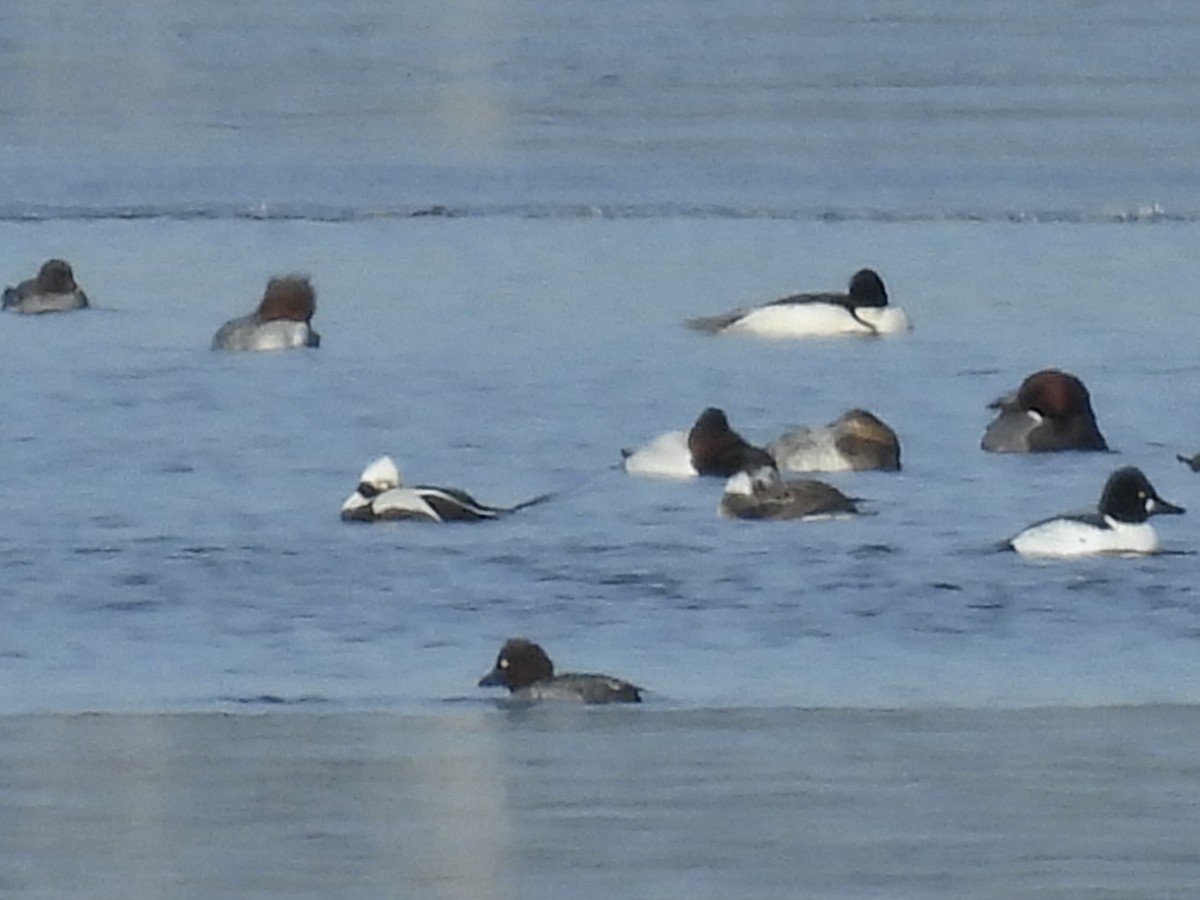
top-left (1010, 517), bottom-right (1160, 558)
top-left (767, 428), bottom-right (855, 473)
top-left (370, 488), bottom-right (443, 522)
top-left (727, 303), bottom-right (911, 338)
top-left (622, 430), bottom-right (697, 479)
top-left (249, 320), bottom-right (313, 351)
top-left (360, 456), bottom-right (401, 490)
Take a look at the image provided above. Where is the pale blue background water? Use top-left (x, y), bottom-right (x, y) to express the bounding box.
top-left (3, 1), bottom-right (1200, 897)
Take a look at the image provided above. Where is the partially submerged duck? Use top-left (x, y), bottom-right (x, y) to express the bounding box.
top-left (478, 638), bottom-right (643, 704)
top-left (212, 275), bottom-right (320, 351)
top-left (1005, 466), bottom-right (1184, 557)
top-left (622, 407), bottom-right (774, 478)
top-left (686, 268), bottom-right (910, 338)
top-left (718, 466), bottom-right (860, 521)
top-left (1176, 453), bottom-right (1200, 472)
top-left (982, 369), bottom-right (1107, 453)
top-left (340, 456), bottom-right (552, 523)
top-left (768, 408), bottom-right (901, 473)
top-left (3, 258), bottom-right (89, 314)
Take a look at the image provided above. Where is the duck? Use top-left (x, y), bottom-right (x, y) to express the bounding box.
top-left (212, 275), bottom-right (320, 351)
top-left (718, 465), bottom-right (860, 520)
top-left (622, 407), bottom-right (775, 478)
top-left (340, 456), bottom-right (552, 523)
top-left (686, 268), bottom-right (910, 338)
top-left (1177, 453), bottom-right (1200, 472)
top-left (1006, 466), bottom-right (1184, 557)
top-left (478, 638), bottom-right (643, 704)
top-left (768, 408), bottom-right (901, 473)
top-left (982, 369), bottom-right (1107, 453)
top-left (3, 258), bottom-right (89, 313)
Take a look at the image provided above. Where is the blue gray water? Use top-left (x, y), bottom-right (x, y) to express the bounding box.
top-left (3, 1), bottom-right (1200, 896)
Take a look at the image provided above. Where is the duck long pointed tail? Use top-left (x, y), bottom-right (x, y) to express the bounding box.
top-left (505, 492), bottom-right (557, 513)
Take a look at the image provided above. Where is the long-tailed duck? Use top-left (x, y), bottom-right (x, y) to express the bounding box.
top-left (340, 456), bottom-right (552, 523)
top-left (718, 466), bottom-right (860, 521)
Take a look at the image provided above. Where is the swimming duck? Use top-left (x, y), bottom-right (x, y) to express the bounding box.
top-left (982, 369), bottom-right (1107, 453)
top-left (1176, 453), bottom-right (1200, 472)
top-left (212, 275), bottom-right (320, 351)
top-left (686, 268), bottom-right (910, 338)
top-left (478, 638), bottom-right (643, 704)
top-left (3, 258), bottom-right (89, 313)
top-left (718, 466), bottom-right (860, 520)
top-left (1006, 466), bottom-right (1184, 557)
top-left (340, 456), bottom-right (552, 522)
top-left (768, 408), bottom-right (901, 473)
top-left (622, 407), bottom-right (775, 478)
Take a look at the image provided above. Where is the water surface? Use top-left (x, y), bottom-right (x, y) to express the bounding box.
top-left (3, 1), bottom-right (1200, 896)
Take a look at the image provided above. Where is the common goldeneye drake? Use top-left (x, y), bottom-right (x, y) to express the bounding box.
top-left (768, 408), bottom-right (901, 473)
top-left (1006, 466), bottom-right (1184, 557)
top-left (340, 456), bottom-right (552, 522)
top-left (982, 369), bottom-right (1107, 453)
top-left (3, 259), bottom-right (89, 314)
top-left (212, 275), bottom-right (321, 351)
top-left (686, 268), bottom-right (911, 338)
top-left (718, 466), bottom-right (860, 521)
top-left (478, 638), bottom-right (642, 704)
top-left (622, 407), bottom-right (775, 478)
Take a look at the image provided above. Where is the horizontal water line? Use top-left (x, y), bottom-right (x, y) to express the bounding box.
top-left (0, 201), bottom-right (1183, 225)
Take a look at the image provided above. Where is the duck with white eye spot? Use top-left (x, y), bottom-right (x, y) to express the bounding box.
top-left (1006, 466), bottom-right (1184, 557)
top-left (478, 638), bottom-right (643, 704)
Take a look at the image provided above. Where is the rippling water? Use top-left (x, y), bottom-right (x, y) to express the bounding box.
top-left (4, 1), bottom-right (1200, 896)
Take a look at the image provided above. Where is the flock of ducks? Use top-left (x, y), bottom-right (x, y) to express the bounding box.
top-left (6, 258), bottom-right (1195, 704)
